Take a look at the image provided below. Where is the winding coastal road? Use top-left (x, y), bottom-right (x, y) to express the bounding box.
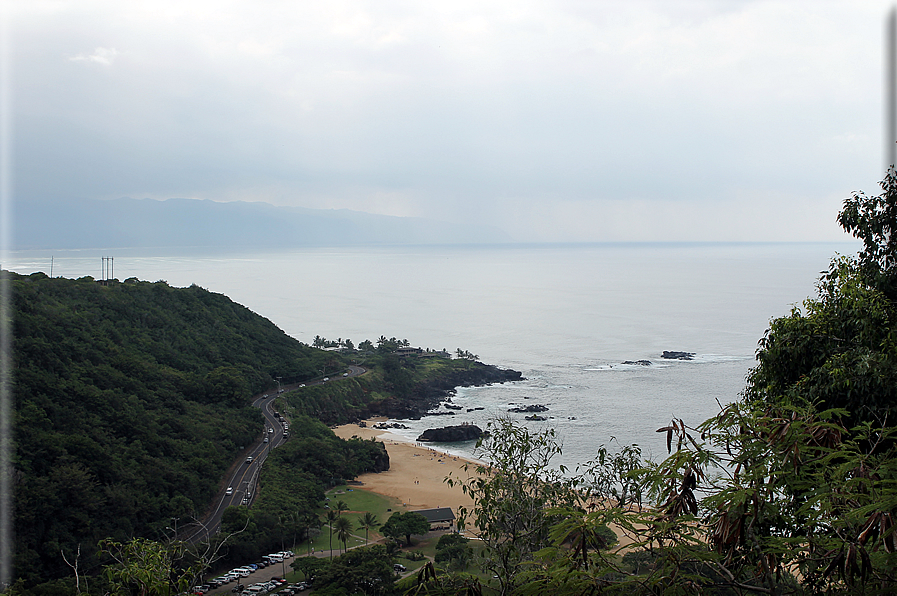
top-left (183, 364), bottom-right (366, 543)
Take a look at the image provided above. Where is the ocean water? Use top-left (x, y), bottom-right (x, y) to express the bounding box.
top-left (8, 242), bottom-right (858, 467)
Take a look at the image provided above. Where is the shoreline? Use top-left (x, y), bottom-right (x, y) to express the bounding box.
top-left (332, 418), bottom-right (480, 513)
top-left (334, 419), bottom-right (644, 550)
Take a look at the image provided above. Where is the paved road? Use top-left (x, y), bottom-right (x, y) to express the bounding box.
top-left (182, 365), bottom-right (367, 543)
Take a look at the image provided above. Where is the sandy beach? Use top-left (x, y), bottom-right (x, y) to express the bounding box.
top-left (332, 418), bottom-right (479, 513)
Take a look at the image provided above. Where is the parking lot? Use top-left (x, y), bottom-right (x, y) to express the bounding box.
top-left (200, 551), bottom-right (308, 594)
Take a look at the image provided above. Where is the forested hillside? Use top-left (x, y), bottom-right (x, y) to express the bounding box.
top-left (11, 273), bottom-right (338, 588)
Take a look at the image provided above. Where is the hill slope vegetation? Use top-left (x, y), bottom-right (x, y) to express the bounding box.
top-left (12, 273), bottom-right (336, 587)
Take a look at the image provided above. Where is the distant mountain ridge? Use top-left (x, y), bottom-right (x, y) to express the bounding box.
top-left (14, 197), bottom-right (511, 249)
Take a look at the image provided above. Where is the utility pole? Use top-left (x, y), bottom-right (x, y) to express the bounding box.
top-left (101, 257), bottom-right (114, 285)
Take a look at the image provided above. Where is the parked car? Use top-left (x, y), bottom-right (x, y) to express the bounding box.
top-left (394, 564), bottom-right (407, 572)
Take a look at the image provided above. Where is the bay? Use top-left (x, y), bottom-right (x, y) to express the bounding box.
top-left (8, 241), bottom-right (858, 467)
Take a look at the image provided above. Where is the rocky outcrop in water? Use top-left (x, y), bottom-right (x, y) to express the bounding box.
top-left (508, 404), bottom-right (549, 413)
top-left (417, 424), bottom-right (484, 442)
top-left (662, 351), bottom-right (695, 360)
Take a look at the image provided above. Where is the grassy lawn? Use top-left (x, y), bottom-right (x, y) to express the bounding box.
top-left (297, 485), bottom-right (403, 554)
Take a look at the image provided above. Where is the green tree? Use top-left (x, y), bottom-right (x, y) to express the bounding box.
top-left (204, 366), bottom-right (250, 407)
top-left (445, 419), bottom-right (581, 594)
top-left (357, 512), bottom-right (380, 546)
top-left (299, 512), bottom-right (320, 555)
top-left (325, 510), bottom-right (338, 559)
top-left (579, 439), bottom-right (647, 510)
top-left (99, 538), bottom-right (201, 596)
top-left (290, 555), bottom-right (328, 583)
top-left (312, 545), bottom-right (396, 595)
top-left (380, 512), bottom-right (430, 548)
top-left (746, 170), bottom-right (897, 426)
top-left (838, 167), bottom-right (897, 299)
top-left (333, 515), bottom-right (353, 553)
top-left (434, 534), bottom-right (472, 570)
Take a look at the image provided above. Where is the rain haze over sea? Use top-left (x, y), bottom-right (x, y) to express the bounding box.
top-left (8, 241), bottom-right (858, 467)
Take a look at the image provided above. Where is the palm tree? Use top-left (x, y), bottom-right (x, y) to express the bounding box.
top-left (300, 512), bottom-right (319, 556)
top-left (357, 512), bottom-right (380, 546)
top-left (325, 509), bottom-right (338, 559)
top-left (335, 500), bottom-right (348, 517)
top-left (334, 516), bottom-right (353, 553)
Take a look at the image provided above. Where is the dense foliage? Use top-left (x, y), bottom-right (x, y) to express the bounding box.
top-left (380, 512), bottom-right (431, 547)
top-left (434, 534), bottom-right (472, 570)
top-left (11, 274), bottom-right (336, 588)
top-left (447, 420), bottom-right (584, 593)
top-left (311, 545), bottom-right (398, 595)
top-left (282, 349), bottom-right (520, 425)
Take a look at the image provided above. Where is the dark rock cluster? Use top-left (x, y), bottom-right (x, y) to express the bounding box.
top-left (662, 351), bottom-right (695, 360)
top-left (508, 404), bottom-right (549, 413)
top-left (417, 424), bottom-right (484, 442)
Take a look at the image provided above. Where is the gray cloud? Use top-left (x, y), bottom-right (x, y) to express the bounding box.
top-left (10, 0), bottom-right (889, 241)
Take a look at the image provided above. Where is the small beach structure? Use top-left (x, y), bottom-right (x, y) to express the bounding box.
top-left (412, 507), bottom-right (456, 530)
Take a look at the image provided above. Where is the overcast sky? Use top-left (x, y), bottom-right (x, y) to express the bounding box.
top-left (8, 1), bottom-right (895, 242)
